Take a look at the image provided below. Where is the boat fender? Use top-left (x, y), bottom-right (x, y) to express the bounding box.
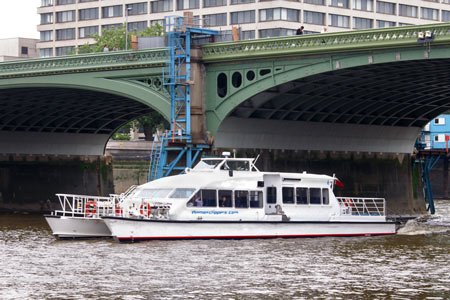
top-left (140, 203), bottom-right (151, 217)
top-left (85, 201), bottom-right (97, 216)
top-left (229, 170), bottom-right (233, 177)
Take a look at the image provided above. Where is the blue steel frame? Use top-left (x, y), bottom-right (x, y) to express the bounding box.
top-left (149, 16), bottom-right (218, 181)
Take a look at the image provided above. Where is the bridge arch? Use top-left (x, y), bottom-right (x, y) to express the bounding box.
top-left (207, 48), bottom-right (450, 153)
top-left (0, 73), bottom-right (170, 155)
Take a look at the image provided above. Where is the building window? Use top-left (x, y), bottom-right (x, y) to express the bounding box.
top-left (151, 19), bottom-right (166, 26)
top-left (421, 7), bottom-right (438, 20)
top-left (79, 8), bottom-right (98, 20)
top-left (204, 13), bottom-right (227, 26)
top-left (444, 0), bottom-right (450, 4)
top-left (260, 8), bottom-right (299, 22)
top-left (259, 28), bottom-right (296, 38)
top-left (443, 10), bottom-right (450, 22)
top-left (56, 28), bottom-right (76, 40)
top-left (376, 1), bottom-right (395, 15)
top-left (102, 5), bottom-right (123, 18)
top-left (215, 30), bottom-right (232, 42)
top-left (241, 30), bottom-right (255, 40)
top-left (304, 0), bottom-right (324, 5)
top-left (56, 10), bottom-right (75, 22)
top-left (329, 14), bottom-right (349, 28)
top-left (41, 0), bottom-right (53, 6)
top-left (40, 48), bottom-right (53, 57)
top-left (203, 0), bottom-right (226, 7)
top-left (102, 23), bottom-right (123, 30)
top-left (434, 134), bottom-right (445, 142)
top-left (56, 46), bottom-right (75, 56)
top-left (353, 0), bottom-right (372, 11)
top-left (376, 20), bottom-right (395, 28)
top-left (177, 0), bottom-right (199, 10)
top-left (79, 26), bottom-right (98, 38)
top-left (127, 21), bottom-right (148, 32)
top-left (231, 0), bottom-right (254, 3)
top-left (329, 0), bottom-right (349, 8)
top-left (304, 11), bottom-right (325, 25)
top-left (40, 13), bottom-right (53, 24)
top-left (398, 23), bottom-right (412, 26)
top-left (102, 23), bottom-right (122, 31)
top-left (57, 0), bottom-right (75, 4)
top-left (434, 118), bottom-right (445, 125)
top-left (353, 17), bottom-right (372, 29)
top-left (79, 0), bottom-right (98, 2)
top-left (127, 2), bottom-right (148, 15)
top-left (399, 4), bottom-right (417, 18)
top-left (40, 30), bottom-right (53, 41)
top-left (152, 0), bottom-right (173, 13)
top-left (21, 47), bottom-right (28, 55)
top-left (231, 10), bottom-right (255, 24)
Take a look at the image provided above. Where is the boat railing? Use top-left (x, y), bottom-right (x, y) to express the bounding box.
top-left (54, 194), bottom-right (118, 218)
top-left (336, 197), bottom-right (386, 217)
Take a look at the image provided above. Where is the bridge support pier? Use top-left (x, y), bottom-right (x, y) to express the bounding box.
top-left (220, 149), bottom-right (425, 215)
top-left (0, 155), bottom-right (114, 213)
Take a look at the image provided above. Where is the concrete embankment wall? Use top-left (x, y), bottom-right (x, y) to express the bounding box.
top-left (0, 155), bottom-right (114, 213)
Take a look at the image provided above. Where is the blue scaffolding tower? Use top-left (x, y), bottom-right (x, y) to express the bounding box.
top-left (148, 16), bottom-right (217, 181)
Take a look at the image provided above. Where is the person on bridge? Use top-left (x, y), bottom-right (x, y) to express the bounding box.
top-left (103, 44), bottom-right (109, 52)
top-left (113, 44), bottom-right (118, 51)
top-left (296, 26), bottom-right (304, 35)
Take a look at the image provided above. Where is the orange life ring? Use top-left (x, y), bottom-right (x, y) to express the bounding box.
top-left (85, 200), bottom-right (97, 216)
top-left (115, 206), bottom-right (122, 215)
top-left (140, 203), bottom-right (151, 216)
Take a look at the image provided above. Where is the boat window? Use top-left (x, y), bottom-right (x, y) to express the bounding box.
top-left (218, 190), bottom-right (233, 207)
top-left (193, 159), bottom-right (223, 169)
top-left (220, 160), bottom-right (250, 171)
top-left (134, 188), bottom-right (172, 199)
top-left (322, 188), bottom-right (329, 205)
top-left (282, 187), bottom-right (294, 204)
top-left (267, 187), bottom-right (277, 204)
top-left (170, 188), bottom-right (196, 199)
top-left (201, 189), bottom-right (217, 207)
top-left (235, 190), bottom-right (249, 208)
top-left (187, 191), bottom-right (202, 207)
top-left (296, 187), bottom-right (308, 205)
top-left (310, 188), bottom-right (321, 205)
top-left (249, 191), bottom-right (263, 208)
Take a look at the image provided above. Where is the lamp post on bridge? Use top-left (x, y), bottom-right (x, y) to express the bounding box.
top-left (125, 6), bottom-right (132, 50)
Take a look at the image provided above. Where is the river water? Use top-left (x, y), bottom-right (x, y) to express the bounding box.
top-left (1, 201), bottom-right (449, 300)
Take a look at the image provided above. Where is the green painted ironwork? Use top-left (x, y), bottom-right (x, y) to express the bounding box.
top-left (0, 48), bottom-right (168, 79)
top-left (202, 23), bottom-right (450, 62)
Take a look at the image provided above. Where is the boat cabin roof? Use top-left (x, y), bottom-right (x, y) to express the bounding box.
top-left (193, 157), bottom-right (259, 172)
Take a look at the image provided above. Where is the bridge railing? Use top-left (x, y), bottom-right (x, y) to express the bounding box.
top-left (202, 23), bottom-right (450, 62)
top-left (0, 48), bottom-right (168, 78)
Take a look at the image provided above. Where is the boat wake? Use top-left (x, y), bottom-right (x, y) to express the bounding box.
top-left (397, 200), bottom-right (450, 235)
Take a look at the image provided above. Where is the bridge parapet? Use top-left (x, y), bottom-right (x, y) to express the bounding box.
top-left (0, 48), bottom-right (168, 79)
top-left (202, 23), bottom-right (450, 62)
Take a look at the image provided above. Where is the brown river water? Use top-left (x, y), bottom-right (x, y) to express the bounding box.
top-left (0, 201), bottom-right (449, 300)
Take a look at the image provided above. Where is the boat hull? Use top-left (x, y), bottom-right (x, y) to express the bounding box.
top-left (103, 217), bottom-right (396, 242)
top-left (45, 215), bottom-right (111, 239)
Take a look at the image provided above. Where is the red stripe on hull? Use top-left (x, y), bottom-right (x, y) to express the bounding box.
top-left (117, 232), bottom-right (396, 241)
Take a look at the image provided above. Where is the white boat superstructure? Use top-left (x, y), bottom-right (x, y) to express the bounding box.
top-left (102, 156), bottom-right (396, 242)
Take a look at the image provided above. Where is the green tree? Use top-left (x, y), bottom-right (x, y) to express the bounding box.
top-left (137, 111), bottom-right (170, 141)
top-left (77, 23), bottom-right (164, 54)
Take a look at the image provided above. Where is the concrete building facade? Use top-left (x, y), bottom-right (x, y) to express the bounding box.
top-left (37, 0), bottom-right (450, 57)
top-left (0, 38), bottom-right (39, 61)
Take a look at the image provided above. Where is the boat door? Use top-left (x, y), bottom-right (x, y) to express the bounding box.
top-left (263, 174), bottom-right (281, 215)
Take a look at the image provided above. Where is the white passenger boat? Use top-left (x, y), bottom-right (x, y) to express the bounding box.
top-left (102, 155), bottom-right (397, 242)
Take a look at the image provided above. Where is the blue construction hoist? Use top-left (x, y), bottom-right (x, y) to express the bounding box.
top-left (148, 16), bottom-right (218, 181)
